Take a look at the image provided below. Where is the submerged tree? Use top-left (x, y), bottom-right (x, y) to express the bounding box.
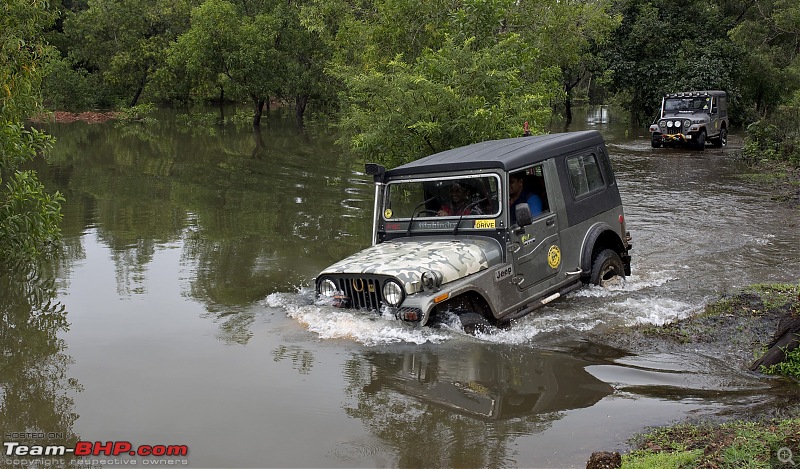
top-left (169, 0), bottom-right (282, 126)
top-left (1, 0), bottom-right (64, 260)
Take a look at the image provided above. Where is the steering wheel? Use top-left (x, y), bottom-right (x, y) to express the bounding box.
top-left (414, 209), bottom-right (438, 217)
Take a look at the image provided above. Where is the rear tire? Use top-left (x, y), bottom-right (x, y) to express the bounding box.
top-left (590, 249), bottom-right (625, 287)
top-left (712, 127), bottom-right (727, 148)
top-left (457, 311), bottom-right (492, 335)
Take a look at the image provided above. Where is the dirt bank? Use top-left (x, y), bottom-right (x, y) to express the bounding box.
top-left (33, 110), bottom-right (120, 124)
top-left (586, 284), bottom-right (800, 468)
top-left (590, 284), bottom-right (799, 371)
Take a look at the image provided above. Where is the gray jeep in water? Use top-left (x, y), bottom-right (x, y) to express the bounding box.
top-left (315, 131), bottom-right (632, 331)
top-left (649, 90), bottom-right (729, 150)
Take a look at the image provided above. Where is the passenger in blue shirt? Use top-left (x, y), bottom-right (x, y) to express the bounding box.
top-left (509, 172), bottom-right (543, 225)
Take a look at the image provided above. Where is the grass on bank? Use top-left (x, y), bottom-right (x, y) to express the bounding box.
top-left (622, 419), bottom-right (800, 468)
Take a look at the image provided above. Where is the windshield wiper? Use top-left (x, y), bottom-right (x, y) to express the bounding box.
top-left (453, 198), bottom-right (487, 235)
top-left (406, 196), bottom-right (437, 236)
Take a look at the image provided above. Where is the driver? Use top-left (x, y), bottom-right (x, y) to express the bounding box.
top-left (438, 181), bottom-right (483, 216)
top-left (509, 172), bottom-right (542, 225)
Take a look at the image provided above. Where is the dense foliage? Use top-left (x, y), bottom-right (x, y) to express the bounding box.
top-left (28, 0), bottom-right (800, 167)
top-left (1, 0), bottom-right (64, 260)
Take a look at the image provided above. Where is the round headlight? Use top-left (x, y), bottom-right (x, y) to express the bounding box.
top-left (683, 119), bottom-right (691, 128)
top-left (674, 120), bottom-right (681, 128)
top-left (382, 280), bottom-right (404, 306)
top-left (659, 120), bottom-right (667, 128)
top-left (318, 278), bottom-right (338, 297)
top-left (666, 120), bottom-right (673, 128)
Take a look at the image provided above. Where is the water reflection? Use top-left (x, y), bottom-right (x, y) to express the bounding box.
top-left (342, 343), bottom-right (617, 467)
top-left (0, 262), bottom-right (80, 458)
top-left (33, 110), bottom-right (373, 343)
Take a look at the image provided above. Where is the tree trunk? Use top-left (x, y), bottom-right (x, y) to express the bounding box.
top-left (129, 72), bottom-right (148, 107)
top-left (564, 95), bottom-right (573, 123)
top-left (295, 94), bottom-right (308, 126)
top-left (252, 97), bottom-right (265, 127)
top-left (251, 126), bottom-right (266, 160)
top-left (750, 318), bottom-right (800, 371)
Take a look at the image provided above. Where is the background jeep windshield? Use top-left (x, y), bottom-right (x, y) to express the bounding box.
top-left (664, 97), bottom-right (711, 113)
top-left (384, 176), bottom-right (500, 220)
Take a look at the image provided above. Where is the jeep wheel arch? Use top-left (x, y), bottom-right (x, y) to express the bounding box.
top-left (433, 291), bottom-right (494, 324)
top-left (580, 224), bottom-right (627, 283)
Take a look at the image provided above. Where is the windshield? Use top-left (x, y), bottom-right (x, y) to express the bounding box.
top-left (383, 175), bottom-right (500, 220)
top-left (663, 97), bottom-right (711, 114)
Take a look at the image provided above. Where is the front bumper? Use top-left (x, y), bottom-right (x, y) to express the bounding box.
top-left (651, 132), bottom-right (692, 143)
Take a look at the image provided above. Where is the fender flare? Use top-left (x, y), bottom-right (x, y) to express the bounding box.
top-left (579, 223), bottom-right (626, 281)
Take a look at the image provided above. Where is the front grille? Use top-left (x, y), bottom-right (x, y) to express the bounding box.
top-left (334, 275), bottom-right (383, 310)
top-left (662, 120), bottom-right (687, 135)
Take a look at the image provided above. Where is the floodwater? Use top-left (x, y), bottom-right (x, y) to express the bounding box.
top-left (2, 107), bottom-right (799, 468)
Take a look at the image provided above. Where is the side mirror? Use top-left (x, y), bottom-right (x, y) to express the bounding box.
top-left (515, 203), bottom-right (533, 228)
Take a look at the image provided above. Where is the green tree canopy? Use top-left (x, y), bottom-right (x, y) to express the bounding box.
top-left (338, 34), bottom-right (559, 167)
top-left (1, 0), bottom-right (63, 260)
top-left (603, 0), bottom-right (740, 124)
top-left (169, 0), bottom-right (282, 125)
top-left (729, 0), bottom-right (800, 117)
top-left (64, 0), bottom-right (195, 107)
top-left (513, 0), bottom-right (621, 120)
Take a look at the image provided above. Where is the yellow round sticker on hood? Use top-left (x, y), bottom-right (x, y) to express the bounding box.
top-left (547, 245), bottom-right (561, 269)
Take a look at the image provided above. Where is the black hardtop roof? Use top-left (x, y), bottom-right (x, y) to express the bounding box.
top-left (665, 90), bottom-right (726, 98)
top-left (384, 130), bottom-right (605, 177)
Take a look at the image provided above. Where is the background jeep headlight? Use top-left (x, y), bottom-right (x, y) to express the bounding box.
top-left (659, 120), bottom-right (667, 128)
top-left (319, 278), bottom-right (338, 297)
top-left (382, 280), bottom-right (404, 306)
top-left (666, 120), bottom-right (673, 128)
top-left (683, 119), bottom-right (691, 128)
top-left (673, 120), bottom-right (681, 128)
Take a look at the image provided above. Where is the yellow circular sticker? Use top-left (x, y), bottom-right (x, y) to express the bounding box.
top-left (384, 208), bottom-right (393, 219)
top-left (547, 245), bottom-right (561, 269)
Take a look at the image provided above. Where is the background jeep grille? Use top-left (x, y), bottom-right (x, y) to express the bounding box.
top-left (334, 275), bottom-right (383, 309)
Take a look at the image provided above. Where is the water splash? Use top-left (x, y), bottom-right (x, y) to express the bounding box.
top-left (267, 265), bottom-right (702, 346)
top-left (264, 289), bottom-right (455, 346)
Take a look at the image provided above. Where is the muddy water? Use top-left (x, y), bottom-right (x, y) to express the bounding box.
top-left (2, 107), bottom-right (798, 468)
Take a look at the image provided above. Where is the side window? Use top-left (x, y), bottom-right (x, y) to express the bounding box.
top-left (566, 153), bottom-right (604, 198)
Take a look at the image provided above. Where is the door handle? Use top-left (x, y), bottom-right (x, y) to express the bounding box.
top-left (546, 218), bottom-right (555, 226)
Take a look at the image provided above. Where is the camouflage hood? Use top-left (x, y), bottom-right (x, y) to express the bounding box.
top-left (320, 237), bottom-right (503, 293)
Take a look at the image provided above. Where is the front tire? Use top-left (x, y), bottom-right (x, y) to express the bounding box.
top-left (694, 130), bottom-right (706, 151)
top-left (457, 311), bottom-right (492, 335)
top-left (651, 135), bottom-right (662, 148)
top-left (590, 249), bottom-right (625, 287)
